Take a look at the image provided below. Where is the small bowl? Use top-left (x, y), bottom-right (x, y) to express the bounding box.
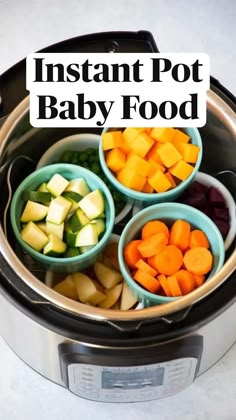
top-left (118, 202), bottom-right (225, 307)
top-left (99, 127), bottom-right (202, 204)
top-left (10, 163), bottom-right (115, 272)
top-left (195, 172), bottom-right (236, 251)
top-left (37, 133), bottom-right (132, 224)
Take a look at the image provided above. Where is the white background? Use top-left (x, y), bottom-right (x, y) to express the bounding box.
top-left (0, 0), bottom-right (236, 419)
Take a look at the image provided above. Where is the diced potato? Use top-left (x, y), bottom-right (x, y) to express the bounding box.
top-left (73, 272), bottom-right (105, 305)
top-left (53, 275), bottom-right (78, 300)
top-left (148, 171), bottom-right (172, 193)
top-left (169, 160), bottom-right (194, 181)
top-left (98, 284), bottom-right (123, 309)
top-left (102, 242), bottom-right (120, 270)
top-left (94, 261), bottom-right (123, 289)
top-left (120, 282), bottom-right (138, 310)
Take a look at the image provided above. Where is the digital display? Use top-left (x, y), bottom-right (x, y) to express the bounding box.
top-left (102, 367), bottom-right (164, 389)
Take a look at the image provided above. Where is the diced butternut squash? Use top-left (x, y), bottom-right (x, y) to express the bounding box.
top-left (130, 132), bottom-right (154, 158)
top-left (117, 167), bottom-right (146, 191)
top-left (178, 143), bottom-right (200, 164)
top-left (169, 160), bottom-right (194, 181)
top-left (172, 129), bottom-right (190, 144)
top-left (148, 171), bottom-right (172, 193)
top-left (146, 159), bottom-right (165, 177)
top-left (102, 131), bottom-right (123, 150)
top-left (122, 127), bottom-right (146, 144)
top-left (165, 172), bottom-right (176, 188)
top-left (126, 153), bottom-right (150, 177)
top-left (142, 180), bottom-right (154, 193)
top-left (106, 148), bottom-right (126, 172)
top-left (157, 142), bottom-right (182, 168)
top-left (150, 127), bottom-right (175, 143)
top-left (146, 143), bottom-right (163, 164)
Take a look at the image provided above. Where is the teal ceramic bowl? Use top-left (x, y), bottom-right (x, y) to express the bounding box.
top-left (10, 163), bottom-right (115, 272)
top-left (99, 127), bottom-right (202, 204)
top-left (118, 203), bottom-right (225, 307)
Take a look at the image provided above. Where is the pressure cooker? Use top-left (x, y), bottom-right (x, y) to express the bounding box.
top-left (0, 31), bottom-right (235, 402)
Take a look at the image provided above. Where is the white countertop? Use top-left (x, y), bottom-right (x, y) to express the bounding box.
top-left (0, 0), bottom-right (236, 418)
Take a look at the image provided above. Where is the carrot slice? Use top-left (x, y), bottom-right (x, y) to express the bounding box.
top-left (169, 219), bottom-right (191, 251)
top-left (183, 247), bottom-right (213, 275)
top-left (134, 270), bottom-right (160, 293)
top-left (138, 232), bottom-right (168, 258)
top-left (189, 230), bottom-right (210, 249)
top-left (151, 245), bottom-right (183, 276)
top-left (174, 270), bottom-right (195, 295)
top-left (158, 274), bottom-right (172, 297)
top-left (135, 259), bottom-right (157, 276)
top-left (193, 273), bottom-right (206, 287)
top-left (141, 220), bottom-right (169, 240)
top-left (167, 276), bottom-right (182, 297)
top-left (124, 240), bottom-right (142, 269)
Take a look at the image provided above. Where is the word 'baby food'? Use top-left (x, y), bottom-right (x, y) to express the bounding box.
top-left (27, 53), bottom-right (210, 128)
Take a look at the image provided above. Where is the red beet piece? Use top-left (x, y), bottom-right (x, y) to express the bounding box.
top-left (213, 218), bottom-right (229, 239)
top-left (183, 192), bottom-right (208, 210)
top-left (208, 187), bottom-right (225, 207)
top-left (202, 207), bottom-right (213, 218)
top-left (213, 207), bottom-right (229, 222)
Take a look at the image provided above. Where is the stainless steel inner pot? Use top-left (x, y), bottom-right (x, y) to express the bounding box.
top-left (0, 89), bottom-right (235, 322)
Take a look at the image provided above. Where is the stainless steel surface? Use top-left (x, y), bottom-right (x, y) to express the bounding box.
top-left (0, 280), bottom-right (235, 386)
top-left (0, 92), bottom-right (235, 321)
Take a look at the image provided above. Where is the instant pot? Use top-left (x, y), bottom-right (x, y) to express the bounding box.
top-left (0, 31), bottom-right (236, 402)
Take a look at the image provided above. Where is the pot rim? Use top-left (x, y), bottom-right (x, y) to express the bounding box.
top-left (0, 92), bottom-right (236, 322)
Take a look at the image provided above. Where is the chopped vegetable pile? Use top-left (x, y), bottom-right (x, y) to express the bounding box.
top-left (20, 173), bottom-right (106, 257)
top-left (124, 219), bottom-right (213, 297)
top-left (59, 147), bottom-right (127, 215)
top-left (178, 181), bottom-right (230, 239)
top-left (102, 127), bottom-right (200, 193)
top-left (52, 240), bottom-right (138, 310)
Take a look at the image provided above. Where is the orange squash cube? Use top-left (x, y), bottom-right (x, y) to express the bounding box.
top-left (169, 160), bottom-right (194, 181)
top-left (122, 127), bottom-right (146, 144)
top-left (146, 143), bottom-right (163, 164)
top-left (117, 167), bottom-right (146, 191)
top-left (147, 159), bottom-right (165, 177)
top-left (157, 142), bottom-right (182, 168)
top-left (106, 148), bottom-right (126, 173)
top-left (172, 129), bottom-right (190, 144)
top-left (178, 143), bottom-right (200, 164)
top-left (142, 180), bottom-right (154, 193)
top-left (148, 171), bottom-right (172, 193)
top-left (126, 154), bottom-right (150, 177)
top-left (130, 132), bottom-right (154, 158)
top-left (150, 127), bottom-right (175, 143)
top-left (102, 131), bottom-right (123, 151)
top-left (165, 172), bottom-right (177, 188)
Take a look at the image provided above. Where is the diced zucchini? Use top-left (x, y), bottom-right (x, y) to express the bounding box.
top-left (65, 178), bottom-right (90, 197)
top-left (46, 174), bottom-right (69, 196)
top-left (79, 189), bottom-right (105, 220)
top-left (21, 221), bottom-right (49, 251)
top-left (22, 191), bottom-right (51, 205)
top-left (62, 191), bottom-right (82, 202)
top-left (64, 247), bottom-right (80, 258)
top-left (91, 218), bottom-right (105, 236)
top-left (99, 212), bottom-right (106, 219)
top-left (36, 222), bottom-right (47, 233)
top-left (20, 200), bottom-right (48, 223)
top-left (37, 182), bottom-right (49, 193)
top-left (46, 196), bottom-right (72, 224)
top-left (64, 229), bottom-right (77, 247)
top-left (68, 208), bottom-right (90, 233)
top-left (74, 223), bottom-right (98, 247)
top-left (43, 234), bottom-right (67, 256)
top-left (46, 221), bottom-right (64, 240)
top-left (79, 245), bottom-right (95, 254)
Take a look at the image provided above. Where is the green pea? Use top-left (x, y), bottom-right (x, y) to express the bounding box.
top-left (60, 150), bottom-right (74, 163)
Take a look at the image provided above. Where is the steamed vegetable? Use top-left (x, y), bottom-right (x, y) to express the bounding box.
top-left (124, 219), bottom-right (214, 297)
top-left (102, 127), bottom-right (200, 193)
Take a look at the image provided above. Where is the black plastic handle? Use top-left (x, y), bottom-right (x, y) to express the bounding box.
top-left (0, 30), bottom-right (159, 118)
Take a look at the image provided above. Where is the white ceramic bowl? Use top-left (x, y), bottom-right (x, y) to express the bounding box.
top-left (36, 133), bottom-right (132, 224)
top-left (132, 171), bottom-right (236, 251)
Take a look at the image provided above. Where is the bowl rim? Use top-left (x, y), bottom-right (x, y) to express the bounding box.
top-left (99, 127), bottom-right (203, 200)
top-left (36, 133), bottom-right (133, 225)
top-left (10, 163), bottom-right (115, 264)
top-left (118, 202), bottom-right (225, 305)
